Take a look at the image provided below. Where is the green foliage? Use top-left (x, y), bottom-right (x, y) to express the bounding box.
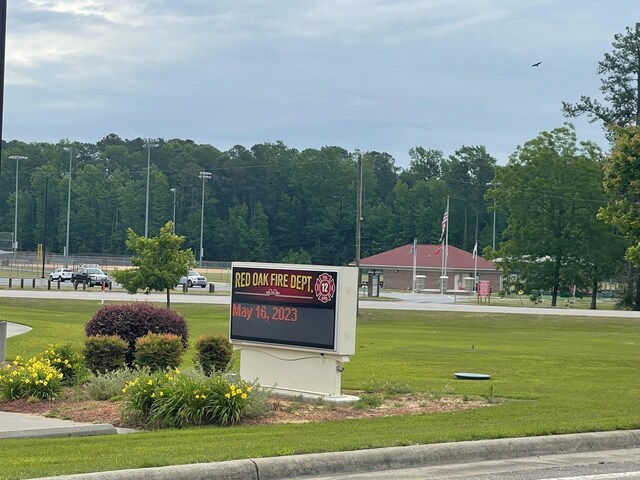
top-left (194, 334), bottom-right (233, 375)
top-left (600, 125), bottom-right (640, 266)
top-left (353, 393), bottom-right (384, 409)
top-left (114, 222), bottom-right (195, 308)
top-left (134, 333), bottom-right (185, 371)
top-left (494, 124), bottom-right (611, 306)
top-left (86, 368), bottom-right (147, 401)
top-left (83, 335), bottom-right (128, 374)
top-left (562, 23), bottom-right (640, 133)
top-left (280, 248), bottom-right (312, 264)
top-left (363, 378), bottom-right (412, 395)
top-left (121, 369), bottom-right (260, 428)
top-left (85, 303), bottom-right (189, 367)
top-left (3, 135), bottom-right (510, 267)
top-left (0, 355), bottom-right (64, 400)
top-left (39, 343), bottom-right (87, 386)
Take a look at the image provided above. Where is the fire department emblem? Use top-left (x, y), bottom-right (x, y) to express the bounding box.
top-left (314, 273), bottom-right (335, 303)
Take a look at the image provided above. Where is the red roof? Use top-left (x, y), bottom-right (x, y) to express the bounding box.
top-left (359, 244), bottom-right (496, 270)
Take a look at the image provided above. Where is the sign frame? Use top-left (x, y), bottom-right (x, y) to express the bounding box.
top-left (229, 262), bottom-right (357, 356)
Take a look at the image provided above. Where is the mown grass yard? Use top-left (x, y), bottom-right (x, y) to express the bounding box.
top-left (0, 298), bottom-right (638, 480)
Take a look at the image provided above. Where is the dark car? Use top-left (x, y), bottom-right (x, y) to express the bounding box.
top-left (72, 265), bottom-right (112, 288)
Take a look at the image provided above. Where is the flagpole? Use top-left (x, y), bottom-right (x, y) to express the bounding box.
top-left (444, 196), bottom-right (450, 288)
top-left (440, 236), bottom-right (445, 288)
top-left (411, 237), bottom-right (417, 292)
top-left (473, 241), bottom-right (478, 294)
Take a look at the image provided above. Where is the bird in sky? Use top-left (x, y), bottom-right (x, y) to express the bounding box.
top-left (531, 61), bottom-right (542, 67)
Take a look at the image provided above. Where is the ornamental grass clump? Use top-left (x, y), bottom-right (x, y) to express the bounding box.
top-left (86, 367), bottom-right (149, 401)
top-left (0, 356), bottom-right (64, 400)
top-left (121, 368), bottom-right (261, 428)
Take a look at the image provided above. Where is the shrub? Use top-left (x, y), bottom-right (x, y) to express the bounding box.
top-left (86, 367), bottom-right (147, 401)
top-left (85, 303), bottom-right (189, 366)
top-left (195, 334), bottom-right (233, 375)
top-left (84, 335), bottom-right (128, 374)
top-left (0, 356), bottom-right (64, 400)
top-left (39, 343), bottom-right (87, 386)
top-left (134, 333), bottom-right (184, 372)
top-left (121, 368), bottom-right (262, 428)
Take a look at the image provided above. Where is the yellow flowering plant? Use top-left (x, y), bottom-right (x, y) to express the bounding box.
top-left (121, 368), bottom-right (260, 429)
top-left (0, 356), bottom-right (64, 400)
top-left (39, 343), bottom-right (86, 386)
top-left (209, 378), bottom-right (254, 426)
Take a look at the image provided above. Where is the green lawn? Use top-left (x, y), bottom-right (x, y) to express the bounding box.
top-left (0, 298), bottom-right (639, 480)
top-left (476, 293), bottom-right (617, 310)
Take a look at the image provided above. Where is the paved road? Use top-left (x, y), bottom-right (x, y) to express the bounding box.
top-left (307, 448), bottom-right (640, 479)
top-left (1, 288), bottom-right (639, 318)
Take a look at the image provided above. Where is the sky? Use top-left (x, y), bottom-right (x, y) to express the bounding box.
top-left (4, 1), bottom-right (639, 168)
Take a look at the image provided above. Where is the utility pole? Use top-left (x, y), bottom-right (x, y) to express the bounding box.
top-left (355, 153), bottom-right (363, 314)
top-left (199, 171), bottom-right (212, 265)
top-left (170, 188), bottom-right (177, 234)
top-left (144, 139), bottom-right (158, 238)
top-left (0, 0), bottom-right (7, 179)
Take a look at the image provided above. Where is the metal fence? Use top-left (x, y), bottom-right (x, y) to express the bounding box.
top-left (0, 252), bottom-right (232, 278)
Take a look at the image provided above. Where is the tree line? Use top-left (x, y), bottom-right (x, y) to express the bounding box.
top-left (0, 136), bottom-right (498, 266)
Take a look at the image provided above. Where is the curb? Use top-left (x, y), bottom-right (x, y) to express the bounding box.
top-left (34, 429), bottom-right (640, 480)
top-left (0, 423), bottom-right (117, 440)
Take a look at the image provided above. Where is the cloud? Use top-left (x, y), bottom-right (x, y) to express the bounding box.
top-left (3, 0), bottom-right (633, 166)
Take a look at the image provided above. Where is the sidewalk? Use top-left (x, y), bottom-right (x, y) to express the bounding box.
top-left (0, 411), bottom-right (119, 440)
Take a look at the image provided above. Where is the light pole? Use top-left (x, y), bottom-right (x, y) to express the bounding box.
top-left (170, 188), bottom-right (176, 234)
top-left (486, 181), bottom-right (500, 250)
top-left (8, 155), bottom-right (27, 251)
top-left (41, 176), bottom-right (49, 278)
top-left (199, 171), bottom-right (211, 266)
top-left (63, 147), bottom-right (73, 267)
top-left (144, 139), bottom-right (158, 238)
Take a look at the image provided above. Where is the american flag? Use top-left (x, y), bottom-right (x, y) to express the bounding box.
top-left (439, 210), bottom-right (448, 242)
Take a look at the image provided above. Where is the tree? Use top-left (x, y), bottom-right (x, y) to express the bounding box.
top-left (400, 147), bottom-right (444, 186)
top-left (598, 125), bottom-right (640, 309)
top-left (562, 23), bottom-right (640, 309)
top-left (493, 125), bottom-right (607, 307)
top-left (113, 222), bottom-right (195, 309)
top-left (562, 23), bottom-right (640, 134)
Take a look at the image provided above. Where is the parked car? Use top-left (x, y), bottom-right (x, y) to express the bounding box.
top-left (72, 265), bottom-right (112, 288)
top-left (49, 268), bottom-right (73, 282)
top-left (177, 270), bottom-right (208, 288)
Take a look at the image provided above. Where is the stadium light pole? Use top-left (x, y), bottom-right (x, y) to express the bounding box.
top-left (144, 139), bottom-right (158, 238)
top-left (8, 155), bottom-right (26, 251)
top-left (170, 188), bottom-right (176, 234)
top-left (63, 147), bottom-right (73, 267)
top-left (486, 181), bottom-right (500, 250)
top-left (199, 171), bottom-right (211, 266)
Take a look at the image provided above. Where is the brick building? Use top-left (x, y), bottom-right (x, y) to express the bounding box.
top-left (358, 243), bottom-right (501, 292)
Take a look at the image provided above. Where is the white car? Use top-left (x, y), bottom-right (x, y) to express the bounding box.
top-left (177, 270), bottom-right (208, 288)
top-left (49, 268), bottom-right (73, 282)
